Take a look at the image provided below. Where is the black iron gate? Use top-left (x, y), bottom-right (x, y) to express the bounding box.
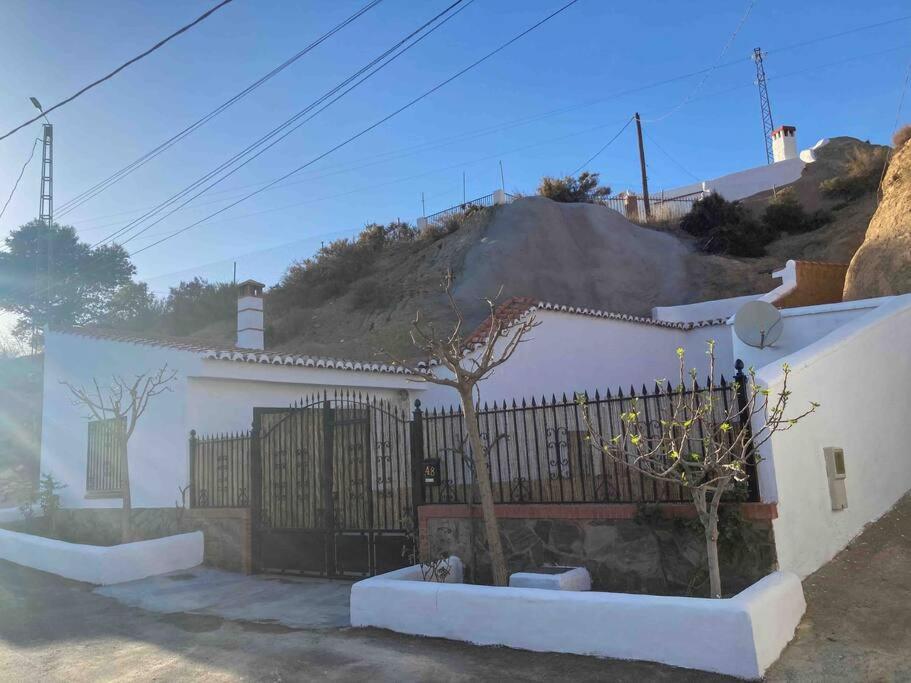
top-left (252, 392), bottom-right (415, 578)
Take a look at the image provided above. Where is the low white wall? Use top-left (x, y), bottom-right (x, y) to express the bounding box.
top-left (0, 529), bottom-right (203, 585)
top-left (351, 564), bottom-right (805, 680)
top-left (755, 294), bottom-right (911, 578)
top-left (734, 297), bottom-right (888, 372)
top-left (653, 294), bottom-right (760, 324)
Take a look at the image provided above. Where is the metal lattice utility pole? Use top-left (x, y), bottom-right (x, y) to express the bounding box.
top-left (753, 48), bottom-right (775, 165)
top-left (31, 97), bottom-right (53, 353)
top-left (38, 123), bottom-right (53, 228)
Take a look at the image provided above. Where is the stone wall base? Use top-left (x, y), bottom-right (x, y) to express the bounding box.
top-left (419, 503), bottom-right (778, 597)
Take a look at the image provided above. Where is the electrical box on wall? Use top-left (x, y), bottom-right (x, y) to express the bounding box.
top-left (823, 447), bottom-right (848, 510)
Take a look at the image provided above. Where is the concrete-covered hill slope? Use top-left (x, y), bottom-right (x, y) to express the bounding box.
top-left (453, 197), bottom-right (693, 316)
top-left (185, 138), bottom-right (883, 359)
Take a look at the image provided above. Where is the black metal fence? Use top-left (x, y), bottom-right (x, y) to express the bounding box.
top-left (190, 375), bottom-right (754, 511)
top-left (420, 380), bottom-right (743, 505)
top-left (424, 191), bottom-right (517, 225)
top-left (189, 430), bottom-right (251, 508)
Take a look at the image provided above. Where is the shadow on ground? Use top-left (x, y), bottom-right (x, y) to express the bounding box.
top-left (0, 559), bottom-right (731, 682)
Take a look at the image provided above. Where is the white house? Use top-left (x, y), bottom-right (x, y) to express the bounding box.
top-left (35, 263), bottom-right (911, 585)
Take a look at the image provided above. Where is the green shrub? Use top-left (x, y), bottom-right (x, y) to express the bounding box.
top-left (537, 171), bottom-right (611, 204)
top-left (761, 189), bottom-right (831, 235)
top-left (819, 146), bottom-right (890, 199)
top-left (680, 193), bottom-right (773, 257)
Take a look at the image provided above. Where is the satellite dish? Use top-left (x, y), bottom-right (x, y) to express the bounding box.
top-left (734, 300), bottom-right (783, 349)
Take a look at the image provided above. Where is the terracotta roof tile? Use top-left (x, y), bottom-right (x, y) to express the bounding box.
top-left (52, 327), bottom-right (411, 375)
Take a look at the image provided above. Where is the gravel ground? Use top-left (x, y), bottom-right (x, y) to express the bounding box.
top-left (767, 493), bottom-right (911, 681)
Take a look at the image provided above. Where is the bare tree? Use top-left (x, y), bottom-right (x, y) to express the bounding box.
top-left (61, 365), bottom-right (177, 543)
top-left (391, 272), bottom-right (538, 586)
top-left (581, 343), bottom-right (817, 598)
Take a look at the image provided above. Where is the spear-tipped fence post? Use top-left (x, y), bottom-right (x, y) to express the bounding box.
top-left (735, 359), bottom-right (760, 502)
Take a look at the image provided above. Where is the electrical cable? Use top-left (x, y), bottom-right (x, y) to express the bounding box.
top-left (64, 13), bottom-right (911, 228)
top-left (643, 130), bottom-right (701, 182)
top-left (128, 0), bottom-right (584, 256)
top-left (0, 0), bottom-right (236, 142)
top-left (93, 0), bottom-right (473, 249)
top-left (570, 116), bottom-right (634, 174)
top-left (0, 138), bottom-right (40, 222)
top-left (55, 0), bottom-right (384, 217)
top-left (644, 0), bottom-right (756, 123)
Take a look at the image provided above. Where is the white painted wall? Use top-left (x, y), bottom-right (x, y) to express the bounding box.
top-left (653, 294), bottom-right (760, 324)
top-left (421, 311), bottom-right (734, 409)
top-left (660, 157), bottom-right (806, 201)
top-left (40, 332), bottom-right (421, 509)
top-left (734, 298), bottom-right (890, 372)
top-left (754, 295), bottom-right (911, 578)
top-left (351, 563), bottom-right (806, 680)
top-left (0, 529), bottom-right (203, 584)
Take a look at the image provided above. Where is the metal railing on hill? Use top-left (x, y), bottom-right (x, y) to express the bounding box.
top-left (420, 190), bottom-right (517, 226)
top-left (603, 189), bottom-right (705, 224)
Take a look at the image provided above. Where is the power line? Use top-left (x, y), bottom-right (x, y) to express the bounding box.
top-left (94, 0), bottom-right (474, 249)
top-left (0, 138), bottom-right (40, 223)
top-left (642, 129), bottom-right (701, 182)
top-left (62, 12), bottom-right (911, 228)
top-left (877, 54), bottom-right (911, 196)
top-left (55, 0), bottom-right (385, 217)
top-left (570, 116), bottom-right (634, 174)
top-left (70, 36), bottom-right (911, 240)
top-left (0, 0), bottom-right (236, 143)
top-left (129, 0), bottom-right (584, 256)
top-left (644, 0), bottom-right (756, 123)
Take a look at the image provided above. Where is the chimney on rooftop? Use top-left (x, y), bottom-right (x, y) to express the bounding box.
top-left (236, 279), bottom-right (265, 350)
top-left (771, 125), bottom-right (797, 163)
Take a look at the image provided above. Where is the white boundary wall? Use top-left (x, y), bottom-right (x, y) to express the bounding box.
top-left (755, 294), bottom-right (911, 577)
top-left (420, 311), bottom-right (733, 408)
top-left (0, 529), bottom-right (203, 585)
top-left (351, 562), bottom-right (805, 680)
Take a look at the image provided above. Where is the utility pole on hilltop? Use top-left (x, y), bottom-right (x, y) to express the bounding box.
top-left (634, 112), bottom-right (651, 221)
top-left (753, 48), bottom-right (775, 165)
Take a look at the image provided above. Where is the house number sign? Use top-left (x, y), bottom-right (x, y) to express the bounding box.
top-left (422, 458), bottom-right (441, 485)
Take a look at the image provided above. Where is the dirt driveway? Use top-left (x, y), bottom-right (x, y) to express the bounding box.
top-left (766, 493), bottom-right (911, 681)
top-left (0, 560), bottom-right (728, 682)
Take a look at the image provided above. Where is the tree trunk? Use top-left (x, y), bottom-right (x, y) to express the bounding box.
top-left (460, 390), bottom-right (509, 587)
top-left (705, 511), bottom-right (722, 599)
top-left (692, 488), bottom-right (723, 598)
top-left (120, 436), bottom-right (132, 544)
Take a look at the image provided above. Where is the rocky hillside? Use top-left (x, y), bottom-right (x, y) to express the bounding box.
top-left (165, 137), bottom-right (884, 360)
top-left (844, 133), bottom-right (911, 299)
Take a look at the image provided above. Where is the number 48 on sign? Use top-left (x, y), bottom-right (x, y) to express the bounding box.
top-left (422, 458), bottom-right (441, 485)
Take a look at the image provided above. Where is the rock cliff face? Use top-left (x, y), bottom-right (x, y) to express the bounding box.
top-left (843, 138), bottom-right (911, 300)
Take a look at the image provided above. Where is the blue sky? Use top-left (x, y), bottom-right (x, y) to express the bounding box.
top-left (1, 0), bottom-right (909, 337)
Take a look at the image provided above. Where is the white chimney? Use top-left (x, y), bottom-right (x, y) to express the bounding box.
top-left (771, 125), bottom-right (797, 163)
top-left (236, 279), bottom-right (265, 350)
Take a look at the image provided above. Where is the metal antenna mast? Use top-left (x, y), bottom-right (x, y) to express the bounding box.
top-left (752, 47), bottom-right (774, 164)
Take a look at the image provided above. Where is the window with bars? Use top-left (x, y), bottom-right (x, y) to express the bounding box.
top-left (86, 417), bottom-right (125, 497)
